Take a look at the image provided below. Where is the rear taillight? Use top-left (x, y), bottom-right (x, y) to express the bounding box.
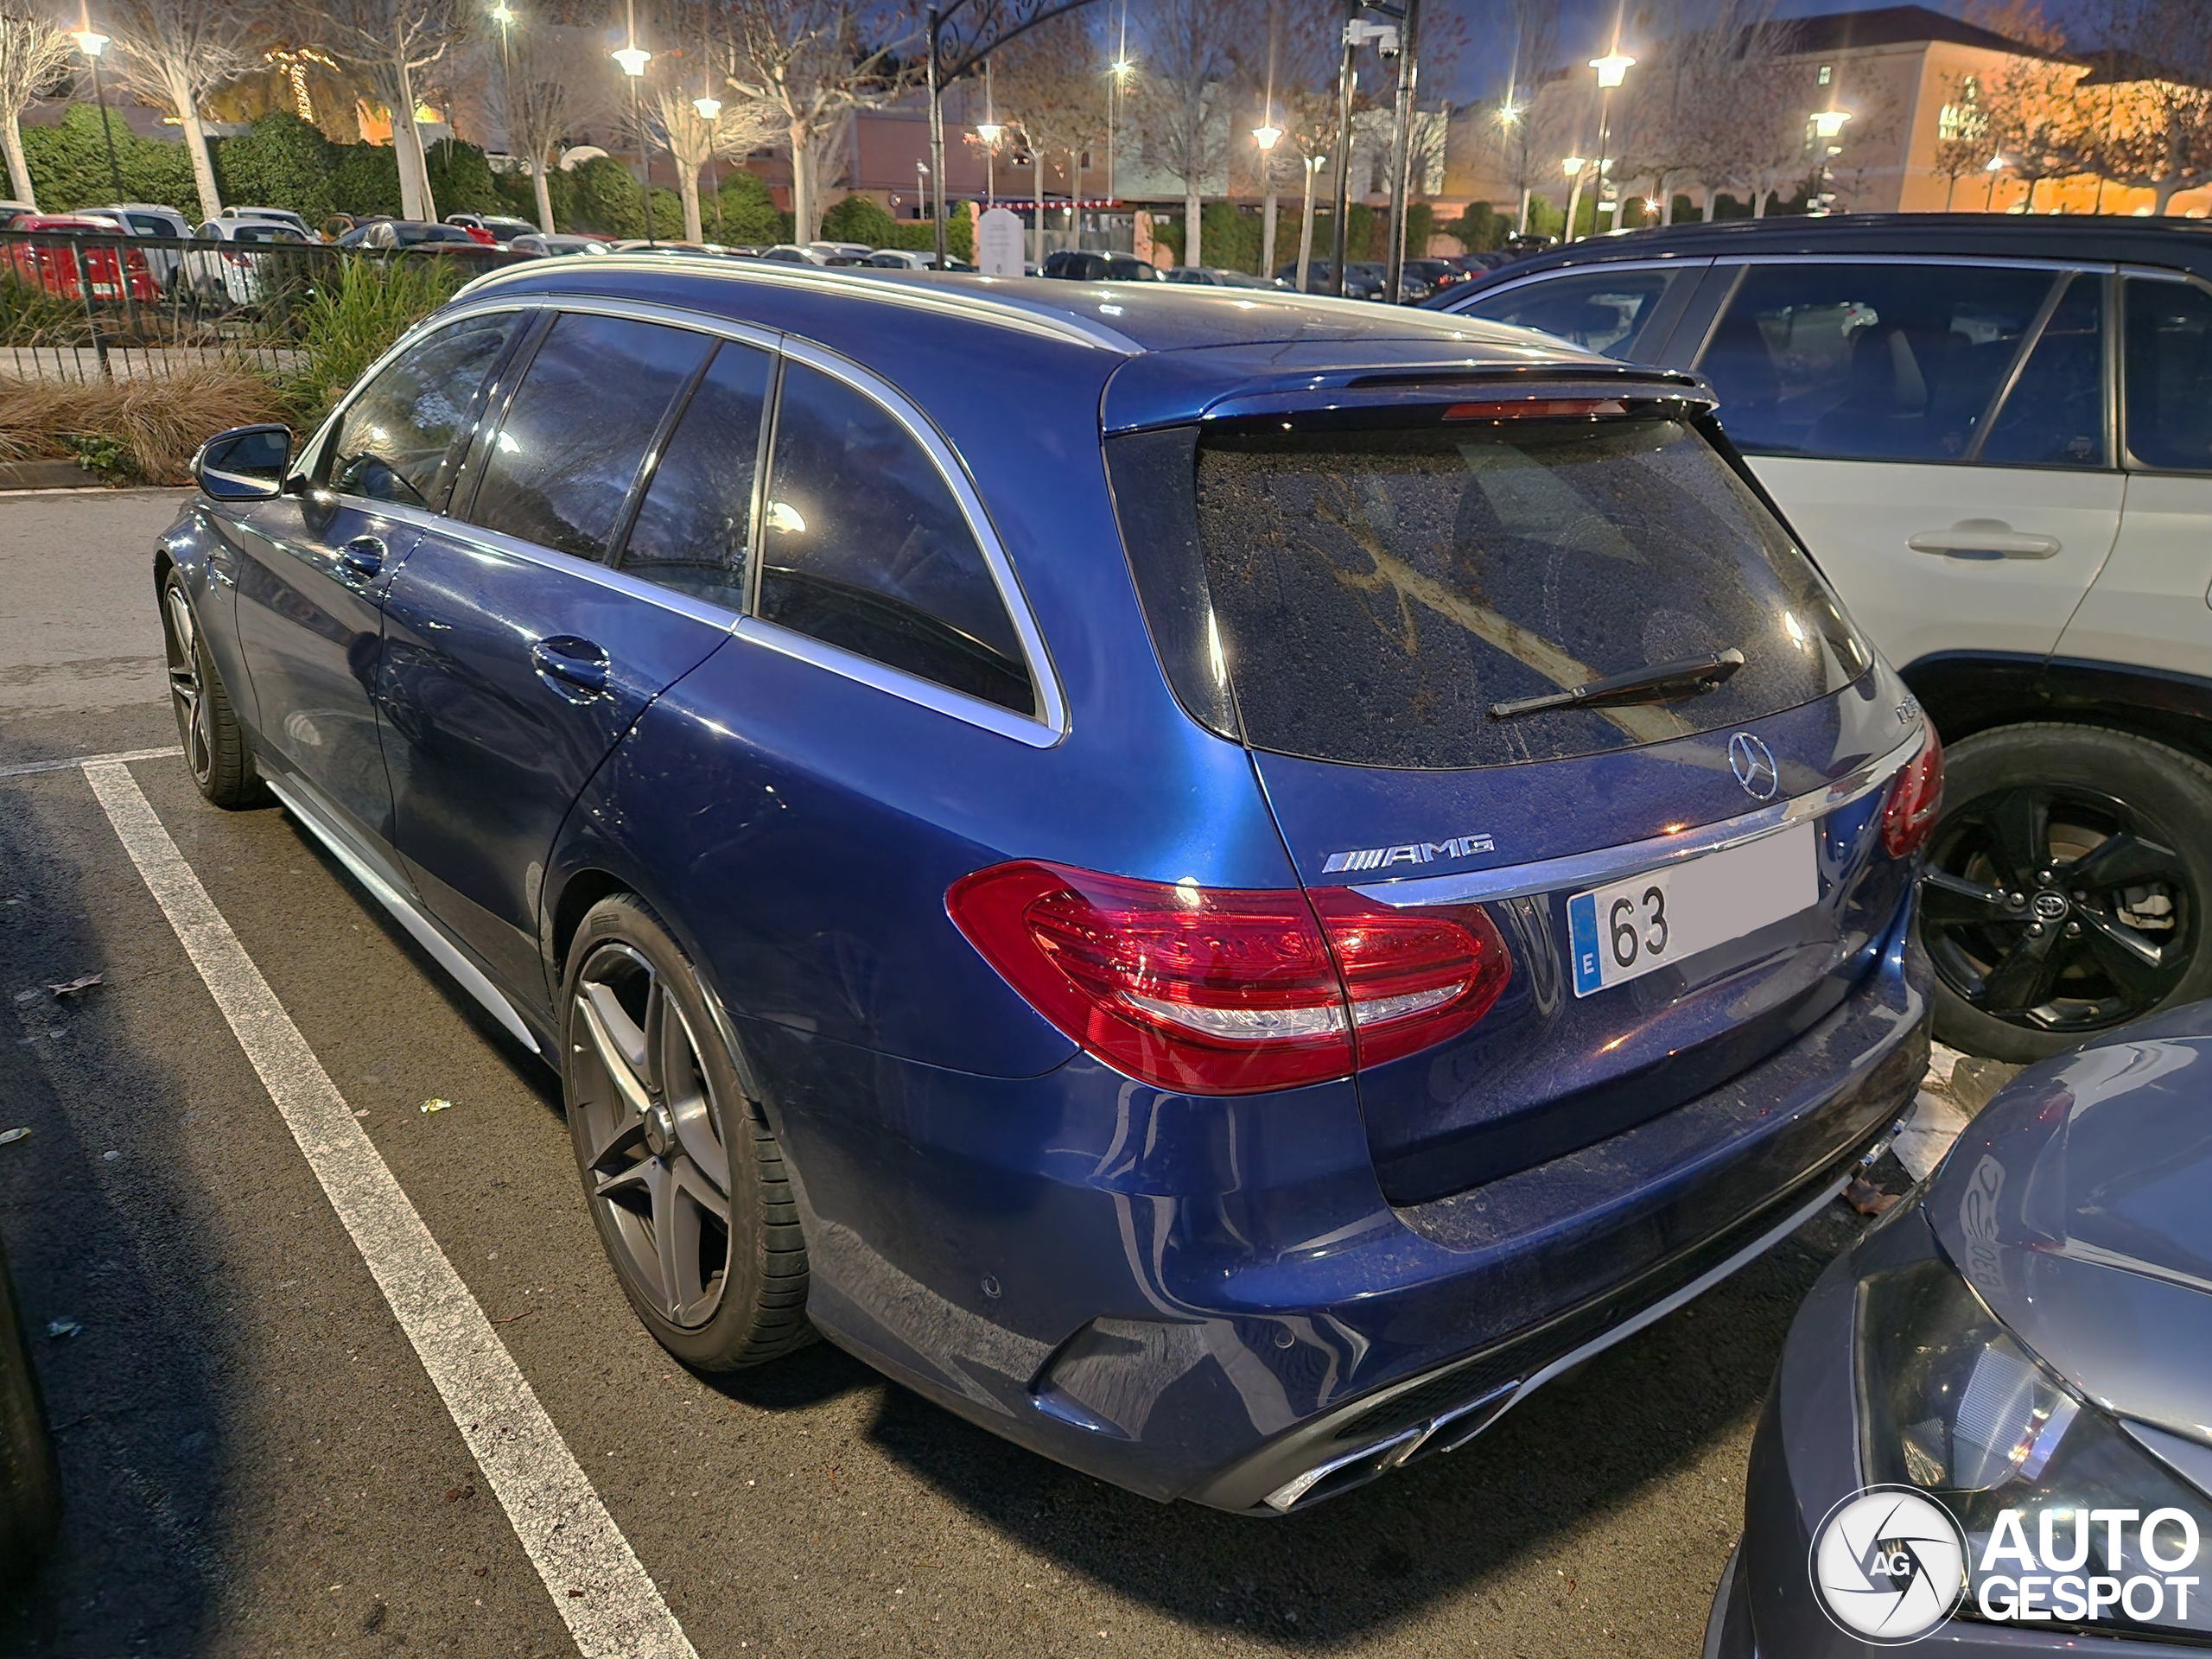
top-left (947, 861), bottom-right (1511, 1095)
top-left (1882, 727), bottom-right (1945, 858)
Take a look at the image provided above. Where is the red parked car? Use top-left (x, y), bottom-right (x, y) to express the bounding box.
top-left (5, 214), bottom-right (162, 303)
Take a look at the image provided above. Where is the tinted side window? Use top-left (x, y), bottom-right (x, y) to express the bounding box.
top-left (1978, 274), bottom-right (2105, 468)
top-left (1461, 269), bottom-right (1677, 359)
top-left (619, 340), bottom-right (773, 610)
top-left (756, 360), bottom-right (1033, 715)
top-left (328, 311), bottom-right (522, 508)
top-left (2124, 276), bottom-right (2212, 472)
top-left (1698, 264), bottom-right (2057, 461)
top-left (467, 312), bottom-right (710, 561)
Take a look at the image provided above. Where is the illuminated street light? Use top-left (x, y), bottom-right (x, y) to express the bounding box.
top-left (693, 94), bottom-right (721, 121)
top-left (976, 120), bottom-right (1001, 144)
top-left (1563, 156), bottom-right (1585, 176)
top-left (72, 23), bottom-right (125, 205)
top-left (1590, 50), bottom-right (1635, 89)
top-left (1252, 123), bottom-right (1281, 149)
top-left (1810, 108), bottom-right (1852, 140)
top-left (613, 45), bottom-right (649, 76)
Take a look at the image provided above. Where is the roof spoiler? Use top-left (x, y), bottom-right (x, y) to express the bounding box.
top-left (1190, 368), bottom-right (1715, 430)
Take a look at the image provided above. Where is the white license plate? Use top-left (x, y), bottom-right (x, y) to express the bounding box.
top-left (1566, 823), bottom-right (1818, 996)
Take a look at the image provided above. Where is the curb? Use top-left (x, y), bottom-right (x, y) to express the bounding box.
top-left (0, 459), bottom-right (99, 490)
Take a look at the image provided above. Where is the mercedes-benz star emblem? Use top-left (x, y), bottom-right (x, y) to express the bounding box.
top-left (1729, 733), bottom-right (1781, 800)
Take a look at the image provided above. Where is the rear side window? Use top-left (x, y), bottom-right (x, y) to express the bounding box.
top-left (2124, 276), bottom-right (2212, 472)
top-left (1459, 269), bottom-right (1679, 359)
top-left (467, 312), bottom-right (710, 561)
top-left (327, 311), bottom-right (523, 508)
top-left (1181, 415), bottom-right (1870, 770)
top-left (1979, 273), bottom-right (2105, 468)
top-left (619, 340), bottom-right (773, 610)
top-left (756, 359), bottom-right (1033, 715)
top-left (1698, 263), bottom-right (2056, 461)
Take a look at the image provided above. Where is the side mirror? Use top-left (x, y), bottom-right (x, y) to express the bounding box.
top-left (194, 424), bottom-right (294, 501)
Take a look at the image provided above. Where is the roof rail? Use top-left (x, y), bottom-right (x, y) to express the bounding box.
top-left (460, 254), bottom-right (1144, 354)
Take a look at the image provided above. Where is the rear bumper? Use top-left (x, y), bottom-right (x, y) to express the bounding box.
top-left (763, 904), bottom-right (1931, 1510)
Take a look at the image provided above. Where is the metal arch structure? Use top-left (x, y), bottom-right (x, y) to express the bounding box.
top-left (925, 0), bottom-right (1103, 268)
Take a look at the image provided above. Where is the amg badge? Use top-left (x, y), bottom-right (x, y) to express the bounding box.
top-left (1321, 834), bottom-right (1496, 874)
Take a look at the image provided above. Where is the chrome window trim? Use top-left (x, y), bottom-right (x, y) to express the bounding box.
top-left (1350, 727), bottom-right (1927, 909)
top-left (767, 334), bottom-right (1070, 745)
top-left (292, 291), bottom-right (1069, 747)
top-left (456, 254), bottom-right (1143, 354)
top-left (733, 614), bottom-right (1061, 748)
top-left (1438, 258), bottom-right (1709, 315)
top-left (1707, 253), bottom-right (2114, 273)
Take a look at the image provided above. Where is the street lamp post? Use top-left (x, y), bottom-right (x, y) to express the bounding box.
top-left (1254, 120), bottom-right (1281, 279)
top-left (695, 92), bottom-right (722, 238)
top-left (1984, 150), bottom-right (2005, 211)
top-left (490, 1), bottom-right (515, 156)
top-left (1587, 49), bottom-right (1634, 238)
top-left (613, 19), bottom-right (652, 246)
top-left (73, 27), bottom-right (125, 207)
top-left (976, 60), bottom-right (1001, 207)
top-left (1808, 108), bottom-right (1851, 214)
top-left (1561, 155), bottom-right (1586, 244)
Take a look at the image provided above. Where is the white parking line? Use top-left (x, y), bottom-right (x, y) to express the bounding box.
top-left (0, 745), bottom-right (181, 779)
top-left (81, 760), bottom-right (698, 1659)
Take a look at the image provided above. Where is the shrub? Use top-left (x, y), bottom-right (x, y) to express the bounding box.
top-left (22, 105), bottom-right (195, 213)
top-left (563, 155), bottom-right (681, 238)
top-left (711, 169), bottom-right (791, 244)
top-left (1440, 200), bottom-right (1507, 253)
top-left (0, 366), bottom-right (289, 483)
top-left (332, 143), bottom-right (404, 219)
top-left (213, 112), bottom-right (335, 225)
top-left (876, 208), bottom-right (972, 260)
top-left (284, 254), bottom-right (461, 419)
top-left (820, 193), bottom-right (899, 246)
top-left (424, 137), bottom-right (500, 216)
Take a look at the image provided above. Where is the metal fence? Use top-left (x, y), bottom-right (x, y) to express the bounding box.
top-left (0, 231), bottom-right (524, 385)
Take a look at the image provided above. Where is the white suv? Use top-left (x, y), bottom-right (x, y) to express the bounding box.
top-left (1440, 216), bottom-right (2212, 1061)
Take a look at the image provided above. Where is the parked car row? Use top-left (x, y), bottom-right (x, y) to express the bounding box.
top-left (1434, 213), bottom-right (2212, 1062)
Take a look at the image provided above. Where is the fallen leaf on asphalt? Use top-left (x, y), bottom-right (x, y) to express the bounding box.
top-left (45, 1319), bottom-right (82, 1339)
top-left (420, 1097), bottom-right (454, 1114)
top-left (47, 974), bottom-right (102, 998)
top-left (11, 988), bottom-right (39, 1006)
top-left (0, 1127), bottom-right (28, 1146)
top-left (1844, 1178), bottom-right (1902, 1217)
top-left (567, 1588), bottom-right (585, 1599)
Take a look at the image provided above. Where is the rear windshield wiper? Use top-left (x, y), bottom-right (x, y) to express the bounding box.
top-left (1488, 648), bottom-right (1745, 722)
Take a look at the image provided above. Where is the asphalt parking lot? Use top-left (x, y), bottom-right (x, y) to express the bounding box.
top-left (0, 487), bottom-right (1941, 1658)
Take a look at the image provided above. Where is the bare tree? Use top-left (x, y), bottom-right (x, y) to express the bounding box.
top-left (315, 0), bottom-right (459, 220)
top-left (1488, 0), bottom-right (1558, 231)
top-left (2061, 0), bottom-right (2212, 214)
top-left (106, 0), bottom-right (256, 220)
top-left (0, 10), bottom-right (70, 208)
top-left (723, 0), bottom-right (914, 244)
top-left (650, 83), bottom-right (773, 243)
top-left (1981, 48), bottom-right (2084, 211)
top-left (1129, 0), bottom-right (1242, 268)
top-left (499, 22), bottom-right (597, 232)
top-left (992, 8), bottom-right (1108, 264)
top-left (1927, 67), bottom-right (1998, 208)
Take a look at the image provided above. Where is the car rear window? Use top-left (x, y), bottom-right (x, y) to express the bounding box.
top-left (1160, 413), bottom-right (1870, 770)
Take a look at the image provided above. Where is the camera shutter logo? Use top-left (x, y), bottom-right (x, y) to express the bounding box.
top-left (1809, 1486), bottom-right (1969, 1644)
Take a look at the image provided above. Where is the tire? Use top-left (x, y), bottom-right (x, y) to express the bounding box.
top-left (1923, 722), bottom-right (2212, 1064)
top-left (160, 571), bottom-right (263, 808)
top-left (560, 894), bottom-right (812, 1370)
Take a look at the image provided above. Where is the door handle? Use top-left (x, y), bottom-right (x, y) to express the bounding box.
top-left (530, 636), bottom-right (610, 696)
top-left (1906, 519), bottom-right (2062, 559)
top-left (338, 535), bottom-right (385, 579)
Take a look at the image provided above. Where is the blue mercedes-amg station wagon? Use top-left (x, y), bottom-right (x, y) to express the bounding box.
top-left (157, 259), bottom-right (1941, 1512)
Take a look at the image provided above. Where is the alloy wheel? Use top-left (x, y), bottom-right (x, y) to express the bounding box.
top-left (163, 585), bottom-right (213, 785)
top-left (568, 943), bottom-right (734, 1329)
top-left (1923, 783), bottom-right (2193, 1035)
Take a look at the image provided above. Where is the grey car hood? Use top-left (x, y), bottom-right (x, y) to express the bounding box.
top-left (1929, 1006), bottom-right (2212, 1447)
